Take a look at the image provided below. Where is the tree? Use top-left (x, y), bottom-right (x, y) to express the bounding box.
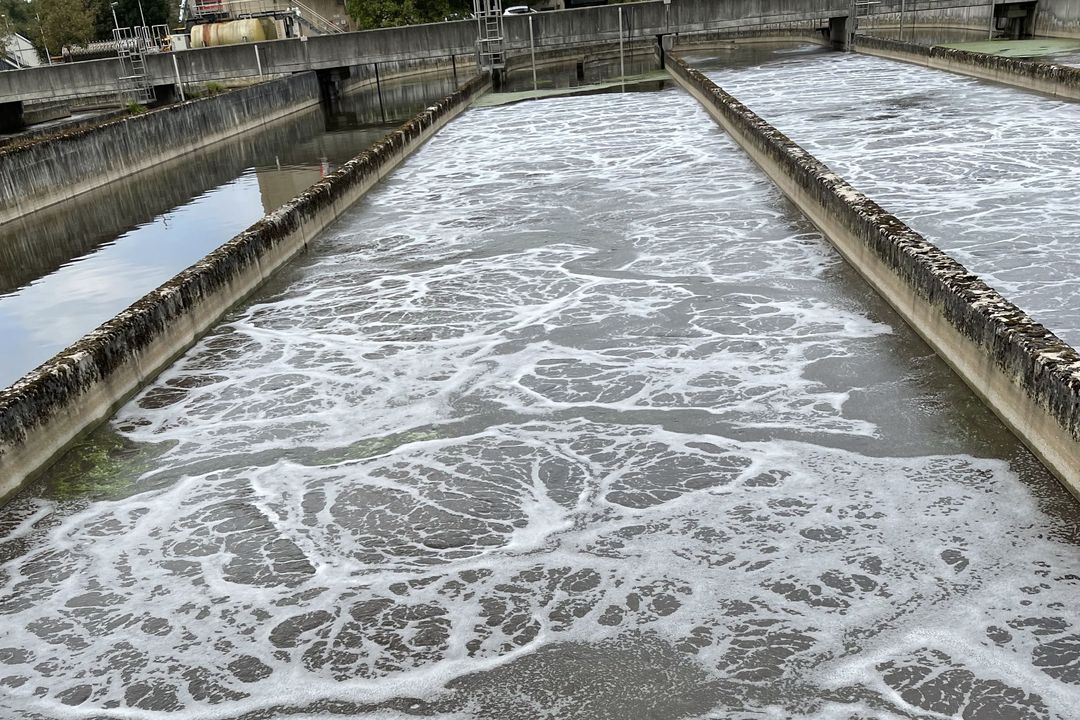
top-left (0, 0), bottom-right (35, 60)
top-left (90, 0), bottom-right (175, 41)
top-left (346, 0), bottom-right (472, 30)
top-left (31, 0), bottom-right (94, 52)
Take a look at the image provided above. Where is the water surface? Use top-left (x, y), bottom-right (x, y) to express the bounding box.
top-left (0, 74), bottom-right (459, 388)
top-left (693, 46), bottom-right (1080, 347)
top-left (1, 82), bottom-right (1078, 719)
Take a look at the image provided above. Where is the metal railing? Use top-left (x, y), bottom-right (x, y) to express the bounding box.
top-left (474, 0), bottom-right (505, 70)
top-left (112, 26), bottom-right (154, 103)
top-left (293, 0), bottom-right (346, 34)
top-left (184, 0), bottom-right (347, 34)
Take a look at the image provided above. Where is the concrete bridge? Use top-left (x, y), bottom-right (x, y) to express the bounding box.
top-left (0, 0), bottom-right (998, 114)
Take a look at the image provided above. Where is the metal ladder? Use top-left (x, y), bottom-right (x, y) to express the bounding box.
top-left (473, 0), bottom-right (505, 70)
top-left (113, 26), bottom-right (154, 104)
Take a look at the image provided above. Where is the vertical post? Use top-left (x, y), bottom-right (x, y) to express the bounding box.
top-left (618, 6), bottom-right (625, 86)
top-left (529, 15), bottom-right (537, 91)
top-left (172, 53), bottom-right (186, 101)
top-left (255, 44), bottom-right (263, 77)
top-left (899, 0), bottom-right (905, 41)
top-left (374, 62), bottom-right (386, 124)
top-left (35, 13), bottom-right (53, 64)
top-left (847, 0), bottom-right (857, 51)
top-left (988, 5), bottom-right (996, 39)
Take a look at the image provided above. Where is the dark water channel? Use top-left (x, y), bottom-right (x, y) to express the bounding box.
top-left (1, 67), bottom-right (1078, 718)
top-left (0, 73), bottom-right (459, 389)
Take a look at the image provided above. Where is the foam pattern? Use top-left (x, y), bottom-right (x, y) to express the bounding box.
top-left (698, 48), bottom-right (1080, 348)
top-left (0, 88), bottom-right (1078, 719)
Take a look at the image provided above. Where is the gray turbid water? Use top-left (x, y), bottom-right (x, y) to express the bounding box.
top-left (1, 83), bottom-right (1079, 719)
top-left (690, 45), bottom-right (1080, 348)
top-left (0, 73), bottom-right (458, 389)
top-left (1052, 50), bottom-right (1080, 66)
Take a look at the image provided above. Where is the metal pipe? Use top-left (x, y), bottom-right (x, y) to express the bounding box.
top-left (528, 15), bottom-right (537, 91)
top-left (374, 62), bottom-right (386, 124)
top-left (899, 0), bottom-right (905, 41)
top-left (28, 12), bottom-right (51, 65)
top-left (172, 53), bottom-right (186, 101)
top-left (618, 6), bottom-right (625, 87)
top-left (254, 44), bottom-right (262, 77)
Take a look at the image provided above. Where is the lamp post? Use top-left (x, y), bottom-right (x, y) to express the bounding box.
top-left (34, 11), bottom-right (53, 65)
top-left (137, 0), bottom-right (147, 29)
top-left (111, 1), bottom-right (121, 32)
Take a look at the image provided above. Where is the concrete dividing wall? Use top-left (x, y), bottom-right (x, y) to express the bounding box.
top-left (0, 73), bottom-right (322, 225)
top-left (672, 27), bottom-right (832, 51)
top-left (502, 37), bottom-right (658, 74)
top-left (863, 4), bottom-right (993, 34)
top-left (855, 35), bottom-right (1080, 99)
top-left (501, 0), bottom-right (848, 56)
top-left (0, 73), bottom-right (490, 505)
top-left (1037, 0), bottom-right (1080, 37)
top-left (667, 53), bottom-right (1080, 498)
top-left (865, 0), bottom-right (1080, 38)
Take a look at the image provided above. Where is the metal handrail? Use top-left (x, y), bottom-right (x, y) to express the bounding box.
top-left (186, 0), bottom-right (346, 34)
top-left (292, 0), bottom-right (345, 33)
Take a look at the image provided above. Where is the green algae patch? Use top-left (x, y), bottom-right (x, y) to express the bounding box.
top-left (42, 430), bottom-right (173, 501)
top-left (311, 427), bottom-right (444, 466)
top-left (939, 38), bottom-right (1080, 58)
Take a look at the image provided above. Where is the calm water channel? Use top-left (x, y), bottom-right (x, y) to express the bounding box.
top-left (692, 44), bottom-right (1080, 348)
top-left (1, 73), bottom-right (1078, 718)
top-left (0, 73), bottom-right (458, 388)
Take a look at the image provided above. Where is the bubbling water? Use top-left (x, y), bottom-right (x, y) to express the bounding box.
top-left (0, 88), bottom-right (1078, 719)
top-left (695, 47), bottom-right (1080, 348)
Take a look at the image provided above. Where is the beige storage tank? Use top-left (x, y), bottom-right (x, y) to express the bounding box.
top-left (190, 18), bottom-right (281, 48)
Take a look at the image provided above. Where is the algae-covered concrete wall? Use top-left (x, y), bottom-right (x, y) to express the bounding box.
top-left (0, 73), bottom-right (322, 225)
top-left (864, 0), bottom-right (1080, 39)
top-left (0, 73), bottom-right (490, 505)
top-left (854, 34), bottom-right (1080, 100)
top-left (1037, 0), bottom-right (1080, 38)
top-left (666, 53), bottom-right (1080, 497)
top-left (671, 27), bottom-right (831, 51)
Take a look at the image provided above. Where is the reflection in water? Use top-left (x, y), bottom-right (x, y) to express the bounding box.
top-left (0, 73), bottom-right (460, 388)
top-left (1, 85), bottom-right (1078, 719)
top-left (694, 45), bottom-right (1080, 348)
top-left (501, 52), bottom-right (664, 94)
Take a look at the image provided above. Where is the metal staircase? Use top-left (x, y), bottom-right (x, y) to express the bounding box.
top-left (113, 27), bottom-right (154, 103)
top-left (473, 0), bottom-right (505, 70)
top-left (292, 1), bottom-right (346, 34)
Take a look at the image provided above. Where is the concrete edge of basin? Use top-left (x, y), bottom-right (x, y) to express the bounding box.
top-left (0, 62), bottom-right (476, 226)
top-left (666, 52), bottom-right (1080, 499)
top-left (0, 72), bottom-right (324, 225)
top-left (853, 35), bottom-right (1080, 102)
top-left (0, 72), bottom-right (492, 506)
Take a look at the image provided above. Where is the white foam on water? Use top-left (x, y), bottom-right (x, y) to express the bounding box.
top-left (701, 49), bottom-right (1080, 348)
top-left (0, 89), bottom-right (1078, 719)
